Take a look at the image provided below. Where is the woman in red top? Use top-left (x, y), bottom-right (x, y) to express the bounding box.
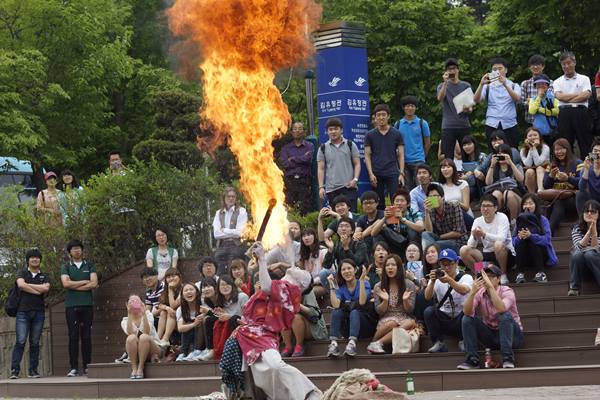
top-left (229, 259), bottom-right (252, 296)
top-left (219, 242), bottom-right (321, 400)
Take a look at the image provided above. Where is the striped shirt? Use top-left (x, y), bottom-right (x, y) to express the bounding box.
top-left (571, 225), bottom-right (600, 252)
top-left (144, 280), bottom-right (165, 309)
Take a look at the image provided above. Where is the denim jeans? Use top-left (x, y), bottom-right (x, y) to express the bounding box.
top-left (569, 250), bottom-right (600, 290)
top-left (66, 306), bottom-right (93, 370)
top-left (421, 231), bottom-right (460, 253)
top-left (461, 313), bottom-right (523, 364)
top-left (375, 174), bottom-right (400, 210)
top-left (11, 310), bottom-right (45, 373)
top-left (180, 326), bottom-right (199, 356)
top-left (319, 268), bottom-right (335, 291)
top-left (329, 308), bottom-right (375, 341)
top-left (423, 306), bottom-right (463, 343)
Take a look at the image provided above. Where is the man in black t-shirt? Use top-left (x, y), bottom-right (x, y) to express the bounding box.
top-left (365, 103), bottom-right (405, 209)
top-left (10, 249), bottom-right (50, 379)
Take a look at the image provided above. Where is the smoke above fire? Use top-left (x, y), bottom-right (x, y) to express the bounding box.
top-left (168, 0), bottom-right (321, 248)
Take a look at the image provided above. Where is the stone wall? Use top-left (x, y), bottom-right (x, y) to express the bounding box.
top-left (0, 313), bottom-right (52, 379)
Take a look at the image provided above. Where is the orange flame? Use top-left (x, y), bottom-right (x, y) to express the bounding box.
top-left (168, 0), bottom-right (321, 248)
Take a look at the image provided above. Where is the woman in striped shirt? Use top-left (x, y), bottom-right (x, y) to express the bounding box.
top-left (568, 200), bottom-right (600, 296)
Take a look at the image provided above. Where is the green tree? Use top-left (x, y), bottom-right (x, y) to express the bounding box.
top-left (132, 89), bottom-right (204, 170)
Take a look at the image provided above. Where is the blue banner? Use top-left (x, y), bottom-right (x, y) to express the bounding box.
top-left (316, 46), bottom-right (371, 194)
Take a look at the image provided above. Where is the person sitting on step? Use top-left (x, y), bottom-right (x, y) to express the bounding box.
top-left (280, 282), bottom-right (328, 358)
top-left (121, 295), bottom-right (161, 379)
top-left (512, 193), bottom-right (558, 284)
top-left (156, 268), bottom-right (182, 346)
top-left (460, 193), bottom-right (515, 285)
top-left (457, 265), bottom-right (523, 370)
top-left (326, 259), bottom-right (376, 358)
top-left (176, 283), bottom-right (209, 362)
top-left (568, 199), bottom-right (600, 296)
top-left (366, 254), bottom-right (417, 354)
top-left (423, 248), bottom-right (473, 353)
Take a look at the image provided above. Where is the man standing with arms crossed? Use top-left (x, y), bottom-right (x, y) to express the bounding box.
top-left (554, 51), bottom-right (593, 157)
top-left (61, 239), bottom-right (98, 377)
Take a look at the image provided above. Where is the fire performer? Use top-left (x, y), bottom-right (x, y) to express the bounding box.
top-left (219, 242), bottom-right (322, 400)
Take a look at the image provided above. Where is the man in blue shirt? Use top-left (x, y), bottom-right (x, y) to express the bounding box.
top-left (365, 103), bottom-right (405, 209)
top-left (410, 164), bottom-right (434, 214)
top-left (395, 96), bottom-right (431, 190)
top-left (474, 57), bottom-right (522, 148)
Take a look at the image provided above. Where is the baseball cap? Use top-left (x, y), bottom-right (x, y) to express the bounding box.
top-left (44, 171), bottom-right (57, 181)
top-left (483, 264), bottom-right (502, 277)
top-left (438, 248), bottom-right (459, 262)
top-left (533, 74), bottom-right (551, 86)
top-left (444, 58), bottom-right (459, 69)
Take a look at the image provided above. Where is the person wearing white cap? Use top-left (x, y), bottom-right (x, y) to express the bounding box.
top-left (423, 248), bottom-right (473, 353)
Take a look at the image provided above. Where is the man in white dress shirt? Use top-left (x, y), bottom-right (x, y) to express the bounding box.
top-left (212, 187), bottom-right (248, 274)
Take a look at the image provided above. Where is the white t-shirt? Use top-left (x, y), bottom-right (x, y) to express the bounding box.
top-left (553, 73), bottom-right (591, 107)
top-left (221, 293), bottom-right (249, 316)
top-left (121, 310), bottom-right (160, 341)
top-left (146, 247), bottom-right (179, 279)
top-left (467, 213), bottom-right (515, 254)
top-left (302, 247), bottom-right (328, 283)
top-left (442, 180), bottom-right (473, 216)
top-left (433, 272), bottom-right (474, 317)
top-left (176, 306), bottom-right (197, 322)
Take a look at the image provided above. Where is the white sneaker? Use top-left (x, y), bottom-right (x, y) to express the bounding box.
top-left (186, 349), bottom-right (203, 361)
top-left (500, 274), bottom-right (509, 285)
top-left (192, 349), bottom-right (209, 361)
top-left (200, 349), bottom-right (214, 361)
top-left (67, 369), bottom-right (78, 377)
top-left (366, 341), bottom-right (385, 354)
top-left (176, 353), bottom-right (186, 362)
top-left (515, 273), bottom-right (526, 284)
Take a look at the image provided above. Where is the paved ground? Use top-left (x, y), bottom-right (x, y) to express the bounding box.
top-left (409, 385), bottom-right (600, 399)
top-left (6, 385), bottom-right (600, 399)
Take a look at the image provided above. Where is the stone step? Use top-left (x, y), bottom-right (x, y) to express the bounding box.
top-left (85, 345), bottom-right (600, 379)
top-left (3, 365), bottom-right (600, 398)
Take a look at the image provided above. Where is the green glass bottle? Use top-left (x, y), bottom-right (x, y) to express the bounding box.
top-left (406, 369), bottom-right (415, 395)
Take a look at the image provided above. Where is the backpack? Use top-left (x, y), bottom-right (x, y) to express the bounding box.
top-left (4, 282), bottom-right (21, 317)
top-left (394, 118), bottom-right (425, 140)
top-left (320, 139), bottom-right (355, 166)
top-left (532, 94), bottom-right (558, 137)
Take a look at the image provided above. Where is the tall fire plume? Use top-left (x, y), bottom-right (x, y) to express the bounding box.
top-left (168, 0), bottom-right (322, 248)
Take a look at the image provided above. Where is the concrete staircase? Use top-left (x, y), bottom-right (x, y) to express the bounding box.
top-left (2, 222), bottom-right (600, 398)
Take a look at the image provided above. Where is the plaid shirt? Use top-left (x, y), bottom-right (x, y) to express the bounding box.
top-left (520, 76), bottom-right (554, 124)
top-left (429, 201), bottom-right (468, 246)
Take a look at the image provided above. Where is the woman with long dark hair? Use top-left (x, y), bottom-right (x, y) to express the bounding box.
top-left (542, 138), bottom-right (581, 235)
top-left (156, 268), bottom-right (182, 345)
top-left (459, 135), bottom-right (486, 201)
top-left (326, 259), bottom-right (375, 358)
top-left (176, 283), bottom-right (207, 361)
top-left (568, 200), bottom-right (600, 296)
top-left (208, 275), bottom-right (249, 360)
top-left (512, 193), bottom-right (557, 284)
top-left (439, 157), bottom-right (474, 230)
top-left (366, 254), bottom-right (417, 354)
top-left (484, 143), bottom-right (525, 221)
top-left (298, 228), bottom-right (328, 297)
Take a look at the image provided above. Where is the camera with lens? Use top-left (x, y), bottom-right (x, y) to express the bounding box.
top-left (434, 269), bottom-right (444, 278)
top-left (589, 153), bottom-right (599, 161)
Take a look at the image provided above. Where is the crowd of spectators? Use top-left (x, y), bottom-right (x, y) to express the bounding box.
top-left (9, 51), bottom-right (600, 382)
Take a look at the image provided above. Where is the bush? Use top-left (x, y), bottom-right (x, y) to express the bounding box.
top-left (0, 161), bottom-right (222, 309)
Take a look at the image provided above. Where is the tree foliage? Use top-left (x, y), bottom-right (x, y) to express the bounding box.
top-left (0, 0), bottom-right (185, 182)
